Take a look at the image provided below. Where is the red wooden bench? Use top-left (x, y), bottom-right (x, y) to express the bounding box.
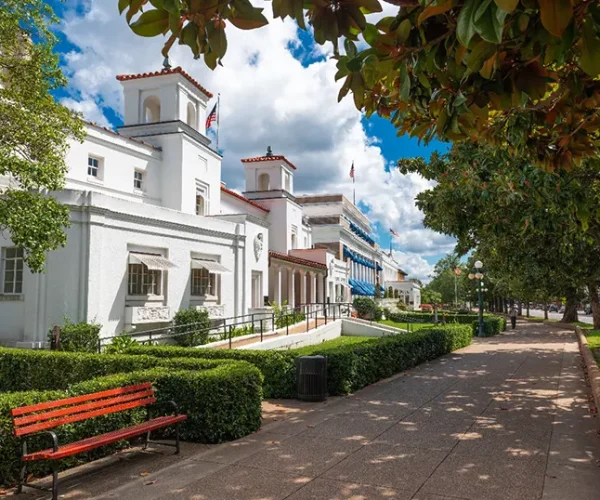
top-left (11, 382), bottom-right (187, 500)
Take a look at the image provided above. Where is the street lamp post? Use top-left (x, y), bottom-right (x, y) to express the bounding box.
top-left (468, 261), bottom-right (485, 337)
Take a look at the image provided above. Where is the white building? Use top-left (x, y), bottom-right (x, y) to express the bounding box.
top-left (381, 252), bottom-right (421, 310)
top-left (0, 67), bottom-right (270, 346)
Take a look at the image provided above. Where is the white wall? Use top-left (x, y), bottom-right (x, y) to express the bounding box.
top-left (239, 319), bottom-right (342, 350)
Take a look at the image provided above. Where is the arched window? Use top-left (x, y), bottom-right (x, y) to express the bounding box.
top-left (196, 194), bottom-right (205, 216)
top-left (143, 95), bottom-right (161, 123)
top-left (186, 102), bottom-right (196, 129)
top-left (258, 172), bottom-right (270, 191)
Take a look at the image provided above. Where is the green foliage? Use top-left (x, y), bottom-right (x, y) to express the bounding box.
top-left (472, 316), bottom-right (506, 337)
top-left (220, 323), bottom-right (255, 341)
top-left (172, 308), bottom-right (211, 346)
top-left (0, 0), bottom-right (84, 271)
top-left (0, 347), bottom-right (237, 392)
top-left (104, 333), bottom-right (139, 354)
top-left (421, 286), bottom-right (443, 305)
top-left (124, 325), bottom-right (472, 399)
top-left (299, 325), bottom-right (473, 395)
top-left (271, 301), bottom-right (305, 328)
top-left (122, 345), bottom-right (298, 399)
top-left (121, 0), bottom-right (600, 170)
top-left (48, 319), bottom-right (101, 353)
top-left (353, 297), bottom-right (383, 320)
top-left (0, 363), bottom-right (262, 486)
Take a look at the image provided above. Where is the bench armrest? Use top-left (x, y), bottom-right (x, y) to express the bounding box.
top-left (22, 430), bottom-right (60, 456)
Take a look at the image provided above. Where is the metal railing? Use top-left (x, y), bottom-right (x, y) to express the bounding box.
top-left (98, 302), bottom-right (354, 351)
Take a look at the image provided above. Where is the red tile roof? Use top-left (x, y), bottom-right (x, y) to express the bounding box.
top-left (269, 251), bottom-right (327, 270)
top-left (116, 67), bottom-right (213, 98)
top-left (221, 186), bottom-right (269, 213)
top-left (241, 155), bottom-right (297, 170)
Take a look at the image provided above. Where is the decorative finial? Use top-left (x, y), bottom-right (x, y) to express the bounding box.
top-left (162, 56), bottom-right (172, 70)
top-left (266, 146), bottom-right (273, 156)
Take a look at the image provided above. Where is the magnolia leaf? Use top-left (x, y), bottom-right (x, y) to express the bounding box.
top-left (538, 0), bottom-right (572, 37)
top-left (179, 22), bottom-right (200, 57)
top-left (118, 0), bottom-right (131, 14)
top-left (362, 24), bottom-right (379, 46)
top-left (130, 10), bottom-right (170, 37)
top-left (350, 0), bottom-right (382, 14)
top-left (338, 74), bottom-right (352, 102)
top-left (400, 62), bottom-right (411, 101)
top-left (229, 7), bottom-right (269, 30)
top-left (474, 0), bottom-right (493, 22)
top-left (362, 54), bottom-right (378, 87)
top-left (466, 40), bottom-right (496, 72)
top-left (345, 38), bottom-right (358, 58)
top-left (580, 21), bottom-right (600, 76)
top-left (207, 23), bottom-right (227, 60)
top-left (350, 72), bottom-right (365, 108)
top-left (479, 52), bottom-right (497, 78)
top-left (418, 0), bottom-right (456, 26)
top-left (457, 0), bottom-right (478, 47)
top-left (494, 0), bottom-right (519, 12)
top-left (474, 4), bottom-right (505, 44)
top-left (397, 19), bottom-right (412, 43)
top-left (517, 13), bottom-right (529, 32)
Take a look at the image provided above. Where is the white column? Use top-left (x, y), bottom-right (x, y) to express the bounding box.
top-left (311, 273), bottom-right (317, 304)
top-left (317, 275), bottom-right (324, 303)
top-left (274, 266), bottom-right (282, 305)
top-left (300, 271), bottom-right (307, 305)
top-left (288, 268), bottom-right (295, 308)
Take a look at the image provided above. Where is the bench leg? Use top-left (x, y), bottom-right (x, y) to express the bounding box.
top-left (51, 464), bottom-right (59, 500)
top-left (143, 430), bottom-right (151, 450)
top-left (175, 423), bottom-right (180, 455)
top-left (16, 462), bottom-right (27, 494)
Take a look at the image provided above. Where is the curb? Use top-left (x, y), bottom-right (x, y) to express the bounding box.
top-left (575, 326), bottom-right (600, 413)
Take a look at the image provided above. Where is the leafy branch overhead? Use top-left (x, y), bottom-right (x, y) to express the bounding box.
top-left (119, 0), bottom-right (600, 170)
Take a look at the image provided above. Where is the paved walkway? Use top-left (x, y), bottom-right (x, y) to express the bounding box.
top-left (16, 321), bottom-right (600, 499)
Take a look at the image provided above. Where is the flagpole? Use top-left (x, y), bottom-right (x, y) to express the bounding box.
top-left (216, 93), bottom-right (221, 152)
top-left (389, 236), bottom-right (392, 256)
top-left (353, 175), bottom-right (355, 205)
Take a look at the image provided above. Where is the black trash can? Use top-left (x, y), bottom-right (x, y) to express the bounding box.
top-left (296, 355), bottom-right (327, 402)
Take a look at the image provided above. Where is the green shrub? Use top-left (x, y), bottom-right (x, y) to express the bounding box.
top-left (47, 319), bottom-right (101, 353)
top-left (124, 324), bottom-right (472, 399)
top-left (104, 333), bottom-right (139, 354)
top-left (0, 347), bottom-right (238, 392)
top-left (299, 324), bottom-right (472, 395)
top-left (122, 345), bottom-right (297, 399)
top-left (471, 316), bottom-right (505, 337)
top-left (172, 308), bottom-right (211, 346)
top-left (0, 363), bottom-right (262, 486)
top-left (271, 302), bottom-right (306, 328)
top-left (353, 297), bottom-right (383, 321)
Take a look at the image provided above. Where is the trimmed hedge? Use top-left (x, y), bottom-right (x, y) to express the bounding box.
top-left (121, 346), bottom-right (298, 399)
top-left (472, 316), bottom-right (507, 337)
top-left (386, 311), bottom-right (480, 324)
top-left (123, 324), bottom-right (472, 399)
top-left (0, 347), bottom-right (238, 392)
top-left (0, 363), bottom-right (263, 486)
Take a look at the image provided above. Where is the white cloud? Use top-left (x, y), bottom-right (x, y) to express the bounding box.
top-left (391, 250), bottom-right (435, 282)
top-left (56, 0), bottom-right (452, 266)
top-left (60, 97), bottom-right (111, 127)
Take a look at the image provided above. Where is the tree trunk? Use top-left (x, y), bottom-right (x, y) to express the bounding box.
top-left (517, 300), bottom-right (522, 316)
top-left (588, 282), bottom-right (600, 329)
top-left (544, 302), bottom-right (548, 320)
top-left (526, 302), bottom-right (530, 317)
top-left (561, 289), bottom-right (579, 323)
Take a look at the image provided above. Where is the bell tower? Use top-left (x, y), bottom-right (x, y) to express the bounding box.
top-left (242, 146), bottom-right (295, 196)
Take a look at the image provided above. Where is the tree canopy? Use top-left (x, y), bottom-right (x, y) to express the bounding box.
top-left (0, 0), bottom-right (84, 271)
top-left (119, 0), bottom-right (600, 170)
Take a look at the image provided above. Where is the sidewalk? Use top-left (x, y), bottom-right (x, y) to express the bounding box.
top-left (12, 321), bottom-right (600, 499)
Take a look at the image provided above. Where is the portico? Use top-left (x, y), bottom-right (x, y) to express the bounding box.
top-left (268, 251), bottom-right (327, 308)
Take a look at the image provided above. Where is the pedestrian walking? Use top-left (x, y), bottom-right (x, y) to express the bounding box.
top-left (509, 305), bottom-right (518, 329)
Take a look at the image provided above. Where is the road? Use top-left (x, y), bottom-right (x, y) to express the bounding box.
top-left (527, 308), bottom-right (593, 324)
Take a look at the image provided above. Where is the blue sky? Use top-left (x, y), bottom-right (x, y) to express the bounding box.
top-left (48, 0), bottom-right (455, 281)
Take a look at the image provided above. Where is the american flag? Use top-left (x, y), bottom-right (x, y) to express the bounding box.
top-left (349, 162), bottom-right (355, 180)
top-left (390, 228), bottom-right (399, 237)
top-left (206, 103), bottom-right (217, 130)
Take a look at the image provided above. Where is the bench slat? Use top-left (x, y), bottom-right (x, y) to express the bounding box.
top-left (11, 383), bottom-right (153, 417)
top-left (15, 397), bottom-right (156, 436)
top-left (13, 390), bottom-right (155, 427)
top-left (23, 414), bottom-right (187, 461)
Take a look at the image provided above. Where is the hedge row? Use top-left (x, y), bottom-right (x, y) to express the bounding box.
top-left (0, 363), bottom-right (263, 486)
top-left (472, 316), bottom-right (507, 337)
top-left (124, 324), bottom-right (473, 398)
top-left (122, 346), bottom-right (298, 399)
top-left (385, 311), bottom-right (479, 324)
top-left (0, 347), bottom-right (238, 392)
